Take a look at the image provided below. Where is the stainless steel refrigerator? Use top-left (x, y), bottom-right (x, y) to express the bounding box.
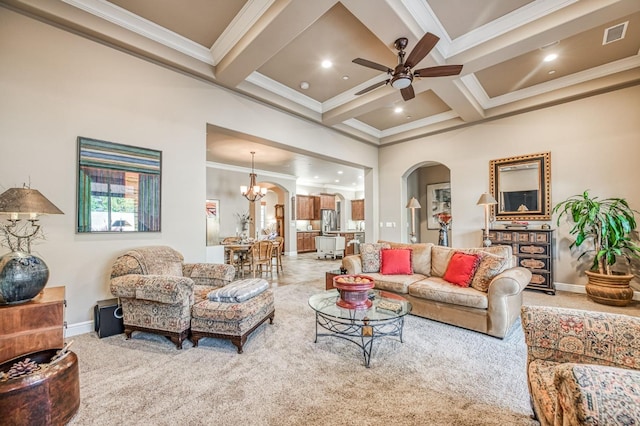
top-left (321, 210), bottom-right (337, 235)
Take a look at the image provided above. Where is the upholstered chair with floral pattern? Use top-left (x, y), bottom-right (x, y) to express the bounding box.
top-left (110, 245), bottom-right (236, 349)
top-left (521, 305), bottom-right (640, 425)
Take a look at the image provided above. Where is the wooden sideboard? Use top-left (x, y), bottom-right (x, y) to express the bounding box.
top-left (486, 229), bottom-right (555, 294)
top-left (0, 286), bottom-right (66, 363)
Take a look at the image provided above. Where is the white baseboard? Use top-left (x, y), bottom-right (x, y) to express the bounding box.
top-left (65, 320), bottom-right (93, 338)
top-left (554, 282), bottom-right (640, 301)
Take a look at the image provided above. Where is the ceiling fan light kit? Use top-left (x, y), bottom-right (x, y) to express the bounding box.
top-left (352, 33), bottom-right (463, 101)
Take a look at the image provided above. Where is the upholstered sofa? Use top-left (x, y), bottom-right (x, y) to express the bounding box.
top-left (521, 305), bottom-right (640, 425)
top-left (110, 246), bottom-right (236, 348)
top-left (341, 241), bottom-right (531, 338)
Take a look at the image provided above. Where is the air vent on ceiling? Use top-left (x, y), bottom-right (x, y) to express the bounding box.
top-left (602, 21), bottom-right (628, 45)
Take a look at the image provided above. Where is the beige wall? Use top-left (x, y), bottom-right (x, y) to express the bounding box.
top-left (379, 85), bottom-right (640, 290)
top-left (0, 8), bottom-right (378, 327)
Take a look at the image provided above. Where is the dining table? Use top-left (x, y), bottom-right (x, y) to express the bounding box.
top-left (222, 242), bottom-right (253, 277)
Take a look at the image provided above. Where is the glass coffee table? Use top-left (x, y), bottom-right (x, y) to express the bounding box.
top-left (308, 289), bottom-right (412, 368)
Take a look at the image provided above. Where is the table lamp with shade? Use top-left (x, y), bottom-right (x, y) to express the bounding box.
top-left (406, 197), bottom-right (421, 243)
top-left (477, 192), bottom-right (497, 247)
top-left (0, 186), bottom-right (63, 304)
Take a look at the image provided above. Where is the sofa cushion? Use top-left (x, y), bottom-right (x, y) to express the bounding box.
top-left (365, 273), bottom-right (426, 294)
top-left (408, 277), bottom-right (489, 309)
top-left (554, 363), bottom-right (640, 424)
top-left (360, 242), bottom-right (391, 273)
top-left (443, 252), bottom-right (482, 287)
top-left (379, 241), bottom-right (432, 275)
top-left (460, 246), bottom-right (513, 268)
top-left (380, 248), bottom-right (413, 275)
top-left (430, 246), bottom-right (454, 277)
top-left (208, 278), bottom-right (269, 303)
top-left (528, 359), bottom-right (559, 426)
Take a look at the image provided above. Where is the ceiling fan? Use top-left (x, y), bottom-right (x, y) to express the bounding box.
top-left (352, 32), bottom-right (463, 101)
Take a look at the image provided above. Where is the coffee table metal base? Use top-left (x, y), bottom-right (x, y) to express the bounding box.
top-left (314, 311), bottom-right (405, 368)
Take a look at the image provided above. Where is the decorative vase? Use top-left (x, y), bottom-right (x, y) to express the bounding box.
top-left (0, 251), bottom-right (50, 304)
top-left (585, 270), bottom-right (634, 307)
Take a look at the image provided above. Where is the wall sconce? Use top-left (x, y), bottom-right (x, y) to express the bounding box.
top-left (477, 192), bottom-right (497, 247)
top-left (406, 197), bottom-right (421, 243)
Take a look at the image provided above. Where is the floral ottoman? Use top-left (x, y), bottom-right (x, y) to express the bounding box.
top-left (190, 279), bottom-right (275, 353)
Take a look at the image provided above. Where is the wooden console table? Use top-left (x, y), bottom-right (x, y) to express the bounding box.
top-left (0, 286), bottom-right (65, 363)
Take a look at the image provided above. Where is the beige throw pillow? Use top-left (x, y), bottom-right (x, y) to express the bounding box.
top-left (470, 253), bottom-right (510, 292)
top-left (430, 246), bottom-right (454, 277)
top-left (360, 242), bottom-right (391, 273)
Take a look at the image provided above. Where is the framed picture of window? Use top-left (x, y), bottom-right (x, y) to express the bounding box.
top-left (77, 137), bottom-right (162, 233)
top-left (426, 182), bottom-right (451, 229)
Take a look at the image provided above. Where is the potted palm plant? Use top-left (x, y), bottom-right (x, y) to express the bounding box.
top-left (553, 190), bottom-right (640, 306)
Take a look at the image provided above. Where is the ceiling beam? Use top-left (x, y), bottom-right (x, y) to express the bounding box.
top-left (215, 0), bottom-right (336, 87)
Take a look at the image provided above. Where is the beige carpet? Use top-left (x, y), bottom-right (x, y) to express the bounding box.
top-left (67, 280), bottom-right (539, 426)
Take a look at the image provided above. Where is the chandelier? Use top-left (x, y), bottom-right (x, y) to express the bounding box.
top-left (240, 151), bottom-right (267, 202)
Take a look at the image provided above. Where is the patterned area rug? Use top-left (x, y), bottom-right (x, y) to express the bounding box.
top-left (68, 281), bottom-right (537, 425)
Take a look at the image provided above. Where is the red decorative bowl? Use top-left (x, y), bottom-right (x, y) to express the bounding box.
top-left (333, 274), bottom-right (374, 309)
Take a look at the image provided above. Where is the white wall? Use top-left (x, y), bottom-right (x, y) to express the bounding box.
top-left (379, 85), bottom-right (640, 290)
top-left (0, 8), bottom-right (378, 327)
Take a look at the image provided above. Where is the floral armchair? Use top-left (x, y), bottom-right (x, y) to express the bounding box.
top-left (521, 305), bottom-right (640, 425)
top-left (110, 246), bottom-right (235, 349)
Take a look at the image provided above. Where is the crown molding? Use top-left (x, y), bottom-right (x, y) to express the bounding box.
top-left (62, 0), bottom-right (213, 64)
top-left (206, 161), bottom-right (297, 181)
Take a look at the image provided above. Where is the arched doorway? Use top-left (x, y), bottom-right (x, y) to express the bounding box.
top-left (405, 162), bottom-right (451, 246)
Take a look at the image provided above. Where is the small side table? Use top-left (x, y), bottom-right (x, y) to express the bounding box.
top-left (0, 286), bottom-right (65, 363)
top-left (325, 269), bottom-right (344, 290)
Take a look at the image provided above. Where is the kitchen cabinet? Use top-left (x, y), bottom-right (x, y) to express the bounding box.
top-left (351, 199), bottom-right (364, 221)
top-left (318, 194), bottom-right (336, 210)
top-left (296, 195), bottom-right (322, 220)
top-left (296, 231), bottom-right (320, 253)
top-left (486, 228), bottom-right (555, 294)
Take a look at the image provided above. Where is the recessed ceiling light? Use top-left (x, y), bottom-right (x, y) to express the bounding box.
top-left (337, 171), bottom-right (343, 174)
top-left (300, 81), bottom-right (310, 90)
top-left (314, 175), bottom-right (319, 179)
top-left (548, 70), bottom-right (556, 75)
top-left (321, 60), bottom-right (332, 68)
top-left (358, 175), bottom-right (363, 179)
top-left (335, 179), bottom-right (340, 183)
top-left (394, 107), bottom-right (403, 113)
top-left (406, 115), bottom-right (412, 120)
top-left (342, 75), bottom-right (349, 80)
top-left (544, 53), bottom-right (558, 62)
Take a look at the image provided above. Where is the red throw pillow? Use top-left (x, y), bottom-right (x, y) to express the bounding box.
top-left (380, 248), bottom-right (413, 275)
top-left (443, 252), bottom-right (482, 287)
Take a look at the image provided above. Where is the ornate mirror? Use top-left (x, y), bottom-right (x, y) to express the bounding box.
top-left (490, 152), bottom-right (551, 221)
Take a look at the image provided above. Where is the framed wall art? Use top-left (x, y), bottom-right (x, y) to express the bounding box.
top-left (77, 136), bottom-right (162, 233)
top-left (426, 182), bottom-right (451, 229)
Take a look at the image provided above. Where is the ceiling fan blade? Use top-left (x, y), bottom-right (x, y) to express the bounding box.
top-left (414, 65), bottom-right (463, 78)
top-left (352, 58), bottom-right (392, 73)
top-left (354, 79), bottom-right (390, 96)
top-left (404, 32), bottom-right (439, 69)
top-left (401, 85), bottom-right (415, 101)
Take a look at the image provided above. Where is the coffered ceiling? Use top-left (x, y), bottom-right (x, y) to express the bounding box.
top-left (3, 0), bottom-right (639, 188)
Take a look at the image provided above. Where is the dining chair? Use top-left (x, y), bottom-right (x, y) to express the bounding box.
top-left (271, 236), bottom-right (284, 273)
top-left (249, 240), bottom-right (273, 278)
